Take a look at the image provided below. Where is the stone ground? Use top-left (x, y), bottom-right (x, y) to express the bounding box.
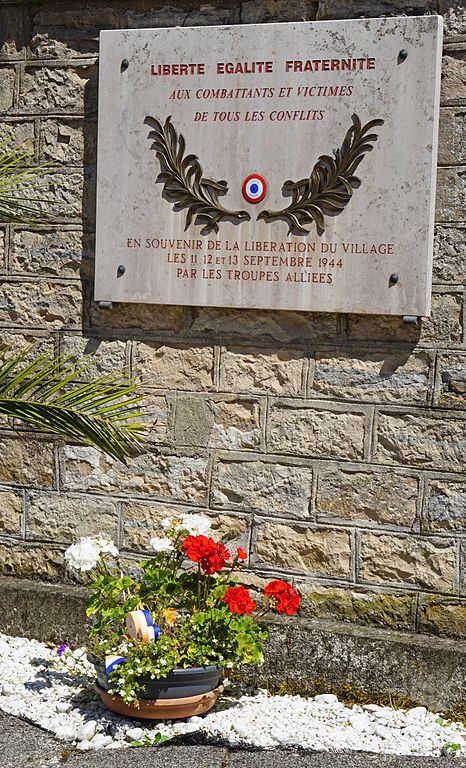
top-left (2, 712), bottom-right (466, 768)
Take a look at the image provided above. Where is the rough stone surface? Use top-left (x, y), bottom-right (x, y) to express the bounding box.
top-left (0, 489), bottom-right (23, 535)
top-left (0, 228), bottom-right (5, 271)
top-left (211, 459), bottom-right (313, 518)
top-left (425, 479), bottom-right (466, 531)
top-left (255, 522), bottom-right (352, 577)
top-left (0, 280), bottom-right (83, 329)
top-left (418, 595), bottom-right (466, 639)
top-left (374, 412), bottom-right (466, 470)
top-left (436, 166), bottom-right (466, 220)
top-left (311, 351), bottom-right (432, 404)
top-left (220, 346), bottom-right (305, 396)
top-left (420, 292), bottom-right (464, 347)
top-left (40, 118), bottom-right (93, 164)
top-left (0, 542), bottom-right (63, 580)
top-left (316, 469), bottom-right (418, 528)
top-left (88, 300), bottom-right (186, 332)
top-left (316, 0), bottom-right (439, 20)
top-left (122, 501), bottom-right (249, 552)
top-left (18, 65), bottom-right (96, 113)
top-left (435, 352), bottom-right (466, 407)
top-left (59, 334), bottom-right (128, 379)
top-left (173, 397), bottom-right (263, 450)
top-left (268, 404), bottom-right (366, 460)
top-left (10, 228), bottom-right (85, 278)
top-left (189, 308), bottom-right (339, 343)
top-left (0, 120), bottom-right (34, 148)
top-left (440, 1), bottom-right (466, 38)
top-left (0, 710), bottom-right (64, 768)
top-left (433, 225), bottom-right (466, 283)
top-left (359, 533), bottom-right (456, 591)
top-left (440, 54), bottom-right (466, 105)
top-left (27, 491), bottom-right (119, 543)
top-left (0, 68), bottom-right (15, 113)
top-left (347, 314), bottom-right (421, 344)
top-left (438, 106), bottom-right (466, 164)
top-left (297, 585), bottom-right (417, 631)
top-left (241, 0), bottom-right (316, 23)
top-left (134, 342), bottom-right (214, 391)
top-left (0, 435), bottom-right (54, 488)
top-left (138, 391), bottom-right (171, 444)
top-left (62, 445), bottom-right (209, 503)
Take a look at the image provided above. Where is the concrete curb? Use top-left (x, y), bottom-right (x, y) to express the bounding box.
top-left (1, 576), bottom-right (465, 710)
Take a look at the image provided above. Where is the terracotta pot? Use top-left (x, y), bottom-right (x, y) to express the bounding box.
top-left (94, 681), bottom-right (224, 719)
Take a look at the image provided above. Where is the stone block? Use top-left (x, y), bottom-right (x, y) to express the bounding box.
top-left (241, 0), bottom-right (316, 23)
top-left (0, 434), bottom-right (55, 488)
top-left (440, 54), bottom-right (466, 105)
top-left (0, 488), bottom-right (23, 535)
top-left (0, 5), bottom-right (29, 60)
top-left (173, 396), bottom-right (263, 450)
top-left (122, 501), bottom-right (249, 553)
top-left (255, 521), bottom-right (352, 577)
top-left (40, 118), bottom-right (96, 165)
top-left (316, 468), bottom-right (418, 528)
top-left (0, 279), bottom-right (83, 329)
top-left (220, 345), bottom-right (305, 396)
top-left (347, 314), bottom-right (421, 343)
top-left (133, 342), bottom-right (215, 391)
top-left (27, 491), bottom-right (119, 543)
top-left (420, 292), bottom-right (464, 347)
top-left (425, 479), bottom-right (466, 531)
top-left (0, 120), bottom-right (34, 148)
top-left (268, 402), bottom-right (366, 460)
top-left (34, 169), bottom-right (85, 220)
top-left (18, 65), bottom-right (97, 114)
top-left (126, 4), bottom-right (239, 28)
top-left (0, 542), bottom-right (63, 580)
top-left (0, 67), bottom-right (15, 112)
top-left (10, 229), bottom-right (85, 278)
top-left (0, 228), bottom-right (4, 271)
top-left (62, 445), bottom-right (209, 504)
top-left (138, 391), bottom-right (172, 445)
top-left (211, 459), bottom-right (313, 518)
top-left (0, 331), bottom-right (54, 362)
top-left (435, 352), bottom-right (466, 407)
top-left (59, 335), bottom-right (128, 380)
top-left (189, 307), bottom-right (339, 343)
top-left (359, 532), bottom-right (456, 590)
top-left (317, 0), bottom-right (438, 19)
top-left (30, 4), bottom-right (123, 58)
top-left (433, 225), bottom-right (466, 283)
top-left (436, 166), bottom-right (466, 221)
top-left (438, 107), bottom-right (466, 164)
top-left (418, 595), bottom-right (466, 639)
top-left (439, 1), bottom-right (466, 38)
top-left (375, 411), bottom-right (466, 470)
top-left (88, 300), bottom-right (186, 332)
top-left (312, 350), bottom-right (432, 404)
top-left (298, 584), bottom-right (417, 631)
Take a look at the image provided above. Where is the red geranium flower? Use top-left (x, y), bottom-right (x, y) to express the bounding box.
top-left (236, 547), bottom-right (247, 561)
top-left (182, 534), bottom-right (230, 575)
top-left (264, 580), bottom-right (300, 615)
top-left (222, 585), bottom-right (256, 615)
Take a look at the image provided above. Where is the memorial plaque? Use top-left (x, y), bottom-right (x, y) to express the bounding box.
top-left (95, 16), bottom-right (442, 315)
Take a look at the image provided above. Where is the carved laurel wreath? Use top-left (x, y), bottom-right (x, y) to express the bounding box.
top-left (145, 113), bottom-right (384, 236)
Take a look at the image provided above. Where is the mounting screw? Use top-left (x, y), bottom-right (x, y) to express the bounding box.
top-left (98, 301), bottom-right (113, 310)
top-left (402, 315), bottom-right (419, 325)
top-left (117, 264), bottom-right (126, 276)
top-left (398, 49), bottom-right (408, 62)
top-left (389, 273), bottom-right (399, 285)
top-left (121, 58), bottom-right (129, 72)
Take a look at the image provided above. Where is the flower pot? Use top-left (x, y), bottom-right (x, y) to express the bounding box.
top-left (91, 659), bottom-right (223, 719)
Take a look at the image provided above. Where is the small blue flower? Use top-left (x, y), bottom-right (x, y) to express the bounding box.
top-left (57, 643), bottom-right (69, 658)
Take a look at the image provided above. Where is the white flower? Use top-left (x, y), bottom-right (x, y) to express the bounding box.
top-left (161, 517), bottom-right (172, 530)
top-left (149, 536), bottom-right (173, 553)
top-left (98, 536), bottom-right (119, 557)
top-left (181, 513), bottom-right (211, 536)
top-left (64, 537), bottom-right (101, 572)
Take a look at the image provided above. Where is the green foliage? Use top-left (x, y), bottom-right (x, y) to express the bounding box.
top-left (0, 343), bottom-right (144, 461)
top-left (0, 142), bottom-right (49, 224)
top-left (131, 732), bottom-right (170, 748)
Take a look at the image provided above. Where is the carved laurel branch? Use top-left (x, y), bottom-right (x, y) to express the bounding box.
top-left (145, 115), bottom-right (250, 235)
top-left (257, 114), bottom-right (384, 236)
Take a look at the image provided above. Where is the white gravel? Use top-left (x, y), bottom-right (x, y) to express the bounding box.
top-left (0, 632), bottom-right (465, 756)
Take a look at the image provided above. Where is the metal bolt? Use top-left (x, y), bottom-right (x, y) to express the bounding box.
top-left (98, 301), bottom-right (113, 310)
top-left (389, 273), bottom-right (399, 285)
top-left (117, 264), bottom-right (126, 276)
top-left (402, 315), bottom-right (419, 325)
top-left (121, 58), bottom-right (129, 71)
top-left (398, 49), bottom-right (408, 62)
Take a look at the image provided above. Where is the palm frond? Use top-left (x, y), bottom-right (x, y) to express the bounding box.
top-left (0, 343), bottom-right (145, 461)
top-left (0, 142), bottom-right (50, 224)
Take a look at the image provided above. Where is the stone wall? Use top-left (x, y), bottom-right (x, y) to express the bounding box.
top-left (0, 0), bottom-right (465, 640)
